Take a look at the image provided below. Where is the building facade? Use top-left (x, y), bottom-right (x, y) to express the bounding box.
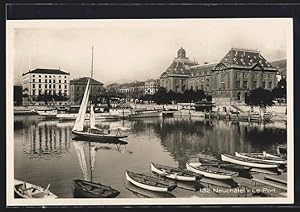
top-left (118, 81), bottom-right (145, 100)
top-left (160, 47), bottom-right (198, 92)
top-left (144, 79), bottom-right (160, 95)
top-left (160, 48), bottom-right (278, 104)
top-left (69, 77), bottom-right (104, 103)
top-left (22, 68), bottom-right (70, 101)
top-left (211, 48), bottom-right (277, 104)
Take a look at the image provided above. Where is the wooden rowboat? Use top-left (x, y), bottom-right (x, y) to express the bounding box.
top-left (125, 170), bottom-right (177, 192)
top-left (186, 163), bottom-right (239, 180)
top-left (14, 179), bottom-right (57, 199)
top-left (73, 179), bottom-right (120, 198)
top-left (235, 152), bottom-right (287, 165)
top-left (221, 154), bottom-right (278, 169)
top-left (150, 162), bottom-right (203, 182)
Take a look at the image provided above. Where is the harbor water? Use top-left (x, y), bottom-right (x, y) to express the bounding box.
top-left (14, 115), bottom-right (287, 198)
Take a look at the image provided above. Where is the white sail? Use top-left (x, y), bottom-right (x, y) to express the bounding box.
top-left (72, 78), bottom-right (91, 132)
top-left (90, 104), bottom-right (96, 129)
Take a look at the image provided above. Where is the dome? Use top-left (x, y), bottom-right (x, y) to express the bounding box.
top-left (177, 47), bottom-right (187, 59)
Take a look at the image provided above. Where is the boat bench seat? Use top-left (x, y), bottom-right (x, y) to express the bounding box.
top-left (251, 178), bottom-right (287, 191)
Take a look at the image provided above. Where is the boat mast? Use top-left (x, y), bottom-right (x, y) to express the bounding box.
top-left (89, 45), bottom-right (94, 182)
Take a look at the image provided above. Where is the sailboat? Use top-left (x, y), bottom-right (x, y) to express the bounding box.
top-left (73, 141), bottom-right (120, 198)
top-left (72, 47), bottom-right (128, 142)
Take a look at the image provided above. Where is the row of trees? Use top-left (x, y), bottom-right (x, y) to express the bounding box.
top-left (139, 87), bottom-right (210, 105)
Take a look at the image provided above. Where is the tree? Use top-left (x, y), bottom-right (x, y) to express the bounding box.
top-left (245, 87), bottom-right (274, 109)
top-left (152, 87), bottom-right (170, 106)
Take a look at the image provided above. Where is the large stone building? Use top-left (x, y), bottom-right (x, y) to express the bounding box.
top-left (69, 77), bottom-right (104, 103)
top-left (160, 47), bottom-right (278, 104)
top-left (212, 48), bottom-right (278, 104)
top-left (160, 47), bottom-right (198, 92)
top-left (22, 68), bottom-right (70, 101)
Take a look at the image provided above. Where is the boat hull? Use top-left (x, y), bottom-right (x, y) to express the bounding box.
top-left (57, 113), bottom-right (120, 121)
top-left (150, 163), bottom-right (200, 182)
top-left (125, 171), bottom-right (176, 193)
top-left (14, 179), bottom-right (57, 199)
top-left (129, 111), bottom-right (162, 118)
top-left (73, 179), bottom-right (120, 198)
top-left (221, 154), bottom-right (278, 169)
top-left (186, 163), bottom-right (238, 180)
top-left (235, 152), bottom-right (287, 165)
top-left (72, 130), bottom-right (127, 142)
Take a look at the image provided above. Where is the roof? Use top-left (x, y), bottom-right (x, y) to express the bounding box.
top-left (70, 77), bottom-right (103, 85)
top-left (190, 63), bottom-right (216, 77)
top-left (161, 60), bottom-right (198, 78)
top-left (22, 68), bottom-right (70, 76)
top-left (214, 48), bottom-right (277, 71)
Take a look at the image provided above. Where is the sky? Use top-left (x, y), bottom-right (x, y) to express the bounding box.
top-left (10, 19), bottom-right (291, 86)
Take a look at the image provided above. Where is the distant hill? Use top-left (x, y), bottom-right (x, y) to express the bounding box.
top-left (270, 59), bottom-right (286, 77)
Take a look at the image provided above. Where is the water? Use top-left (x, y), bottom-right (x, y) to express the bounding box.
top-left (14, 115), bottom-right (287, 198)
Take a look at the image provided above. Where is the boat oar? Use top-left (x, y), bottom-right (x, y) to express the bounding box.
top-left (44, 184), bottom-right (51, 197)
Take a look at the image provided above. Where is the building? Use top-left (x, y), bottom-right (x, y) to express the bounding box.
top-left (212, 48), bottom-right (278, 104)
top-left (144, 79), bottom-right (160, 95)
top-left (69, 77), bottom-right (104, 103)
top-left (118, 81), bottom-right (145, 100)
top-left (160, 47), bottom-right (278, 104)
top-left (187, 63), bottom-right (216, 93)
top-left (22, 68), bottom-right (70, 101)
top-left (160, 47), bottom-right (198, 92)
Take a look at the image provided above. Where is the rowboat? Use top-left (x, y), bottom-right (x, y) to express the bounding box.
top-left (235, 152), bottom-right (287, 165)
top-left (186, 163), bottom-right (239, 180)
top-left (125, 170), bottom-right (177, 192)
top-left (14, 179), bottom-right (57, 199)
top-left (221, 154), bottom-right (278, 169)
top-left (73, 179), bottom-right (120, 198)
top-left (36, 109), bottom-right (58, 118)
top-left (125, 181), bottom-right (176, 198)
top-left (150, 162), bottom-right (203, 182)
top-left (72, 130), bottom-right (128, 142)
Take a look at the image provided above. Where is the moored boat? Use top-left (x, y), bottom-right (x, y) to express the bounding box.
top-left (125, 170), bottom-right (177, 192)
top-left (221, 154), bottom-right (279, 169)
top-left (186, 163), bottom-right (239, 180)
top-left (235, 152), bottom-right (287, 165)
top-left (128, 110), bottom-right (162, 118)
top-left (14, 179), bottom-right (57, 199)
top-left (150, 162), bottom-right (203, 182)
top-left (73, 179), bottom-right (120, 198)
top-left (36, 109), bottom-right (58, 118)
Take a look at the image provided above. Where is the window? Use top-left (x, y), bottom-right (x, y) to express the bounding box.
top-left (33, 79), bottom-right (35, 82)
top-left (45, 79), bottom-right (47, 83)
top-left (65, 85), bottom-right (67, 89)
top-left (77, 87), bottom-right (80, 91)
top-left (64, 90), bottom-right (67, 94)
top-left (49, 84), bottom-right (51, 88)
top-left (269, 81), bottom-right (272, 88)
top-left (236, 81), bottom-right (240, 89)
top-left (49, 80), bottom-right (51, 83)
top-left (39, 75), bottom-right (41, 78)
top-left (253, 81), bottom-right (257, 88)
top-left (64, 80), bottom-right (67, 83)
top-left (53, 80), bottom-right (55, 83)
top-left (53, 85), bottom-right (56, 89)
top-left (64, 76), bottom-right (67, 78)
top-left (45, 75), bottom-right (47, 78)
top-left (221, 82), bottom-right (225, 90)
top-left (243, 81), bottom-right (247, 89)
top-left (45, 84), bottom-right (47, 88)
top-left (59, 85), bottom-right (61, 89)
top-left (39, 79), bottom-right (41, 83)
top-left (59, 80), bottom-right (61, 83)
top-left (32, 84), bottom-right (35, 88)
top-left (32, 89), bottom-right (36, 95)
top-left (33, 75), bottom-right (35, 77)
top-left (263, 81), bottom-right (266, 88)
top-left (49, 75), bottom-right (52, 78)
top-left (39, 84), bottom-right (41, 88)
